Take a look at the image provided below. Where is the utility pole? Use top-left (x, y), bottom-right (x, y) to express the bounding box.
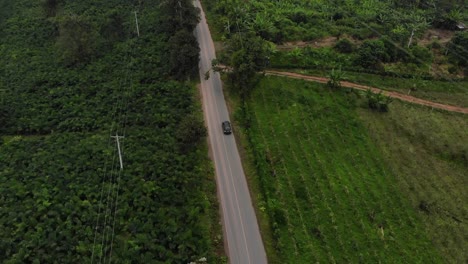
top-left (134, 11), bottom-right (140, 37)
top-left (111, 134), bottom-right (124, 170)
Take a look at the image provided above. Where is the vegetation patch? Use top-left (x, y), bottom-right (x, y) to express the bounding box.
top-left (0, 0), bottom-right (224, 262)
top-left (238, 75), bottom-right (441, 263)
top-left (358, 101), bottom-right (468, 264)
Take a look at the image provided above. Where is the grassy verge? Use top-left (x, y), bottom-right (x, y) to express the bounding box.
top-left (357, 101), bottom-right (468, 264)
top-left (222, 77), bottom-right (282, 264)
top-left (238, 75), bottom-right (442, 263)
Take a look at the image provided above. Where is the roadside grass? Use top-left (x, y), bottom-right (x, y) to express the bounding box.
top-left (357, 101), bottom-right (468, 264)
top-left (287, 68), bottom-right (468, 108)
top-left (239, 75), bottom-right (442, 263)
top-left (223, 77), bottom-right (282, 264)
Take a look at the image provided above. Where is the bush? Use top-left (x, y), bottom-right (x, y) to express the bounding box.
top-left (334, 38), bottom-right (354, 53)
top-left (405, 46), bottom-right (433, 65)
top-left (354, 39), bottom-right (388, 70)
top-left (427, 40), bottom-right (442, 50)
top-left (169, 30), bottom-right (200, 80)
top-left (448, 65), bottom-right (458, 74)
top-left (447, 31), bottom-right (468, 67)
top-left (366, 89), bottom-right (393, 112)
top-left (176, 113), bottom-right (207, 152)
top-left (56, 14), bottom-right (100, 65)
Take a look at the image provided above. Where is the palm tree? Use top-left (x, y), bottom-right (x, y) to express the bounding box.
top-left (327, 66), bottom-right (344, 89)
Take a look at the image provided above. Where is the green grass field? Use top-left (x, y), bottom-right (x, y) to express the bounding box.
top-left (241, 76), bottom-right (445, 263)
top-left (358, 102), bottom-right (468, 264)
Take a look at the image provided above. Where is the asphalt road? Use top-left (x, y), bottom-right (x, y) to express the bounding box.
top-left (193, 1), bottom-right (267, 263)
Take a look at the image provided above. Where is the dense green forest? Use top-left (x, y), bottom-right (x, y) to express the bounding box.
top-left (0, 0), bottom-right (224, 263)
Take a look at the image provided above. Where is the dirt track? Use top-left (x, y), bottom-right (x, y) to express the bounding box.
top-left (265, 70), bottom-right (468, 115)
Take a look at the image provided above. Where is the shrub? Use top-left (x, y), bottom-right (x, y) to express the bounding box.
top-left (334, 38), bottom-right (354, 53)
top-left (176, 113), bottom-right (207, 153)
top-left (366, 89), bottom-right (393, 112)
top-left (354, 39), bottom-right (388, 70)
top-left (427, 40), bottom-right (442, 50)
top-left (41, 0), bottom-right (59, 17)
top-left (447, 31), bottom-right (468, 67)
top-left (169, 30), bottom-right (200, 80)
top-left (448, 65), bottom-right (458, 74)
top-left (405, 46), bottom-right (433, 65)
top-left (56, 13), bottom-right (100, 65)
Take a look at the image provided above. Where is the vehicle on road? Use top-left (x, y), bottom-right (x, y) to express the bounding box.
top-left (222, 121), bottom-right (232, 134)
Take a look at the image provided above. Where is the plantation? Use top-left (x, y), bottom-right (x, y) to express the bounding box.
top-left (234, 76), bottom-right (447, 263)
top-left (206, 0), bottom-right (467, 78)
top-left (358, 101), bottom-right (468, 264)
top-left (0, 0), bottom-right (223, 262)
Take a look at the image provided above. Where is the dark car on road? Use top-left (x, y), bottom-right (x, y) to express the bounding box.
top-left (222, 121), bottom-right (232, 134)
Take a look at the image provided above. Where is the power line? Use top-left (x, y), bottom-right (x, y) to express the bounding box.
top-left (91, 9), bottom-right (138, 263)
top-left (111, 134), bottom-right (124, 170)
top-left (134, 11), bottom-right (140, 37)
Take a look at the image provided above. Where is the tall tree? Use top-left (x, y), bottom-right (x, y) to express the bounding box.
top-left (168, 30), bottom-right (200, 80)
top-left (41, 0), bottom-right (59, 17)
top-left (56, 14), bottom-right (100, 65)
top-left (160, 0), bottom-right (200, 33)
top-left (223, 32), bottom-right (272, 98)
top-left (447, 31), bottom-right (468, 68)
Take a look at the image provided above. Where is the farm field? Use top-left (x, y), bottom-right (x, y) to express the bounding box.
top-left (0, 0), bottom-right (223, 262)
top-left (239, 76), bottom-right (446, 263)
top-left (358, 101), bottom-right (468, 264)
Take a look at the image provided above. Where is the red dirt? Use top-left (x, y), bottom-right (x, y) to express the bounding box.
top-left (265, 70), bottom-right (468, 114)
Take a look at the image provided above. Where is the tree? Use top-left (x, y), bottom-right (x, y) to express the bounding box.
top-left (41, 0), bottom-right (59, 17)
top-left (447, 31), bottom-right (468, 68)
top-left (354, 39), bottom-right (388, 70)
top-left (327, 66), bottom-right (344, 89)
top-left (366, 89), bottom-right (393, 112)
top-left (223, 32), bottom-right (272, 98)
top-left (406, 46), bottom-right (433, 65)
top-left (160, 0), bottom-right (200, 33)
top-left (286, 48), bottom-right (303, 64)
top-left (56, 14), bottom-right (100, 65)
top-left (168, 30), bottom-right (200, 80)
top-left (248, 12), bottom-right (277, 41)
top-left (175, 114), bottom-right (206, 153)
top-left (100, 11), bottom-right (126, 44)
top-left (405, 11), bottom-right (430, 48)
top-left (333, 38), bottom-right (354, 53)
